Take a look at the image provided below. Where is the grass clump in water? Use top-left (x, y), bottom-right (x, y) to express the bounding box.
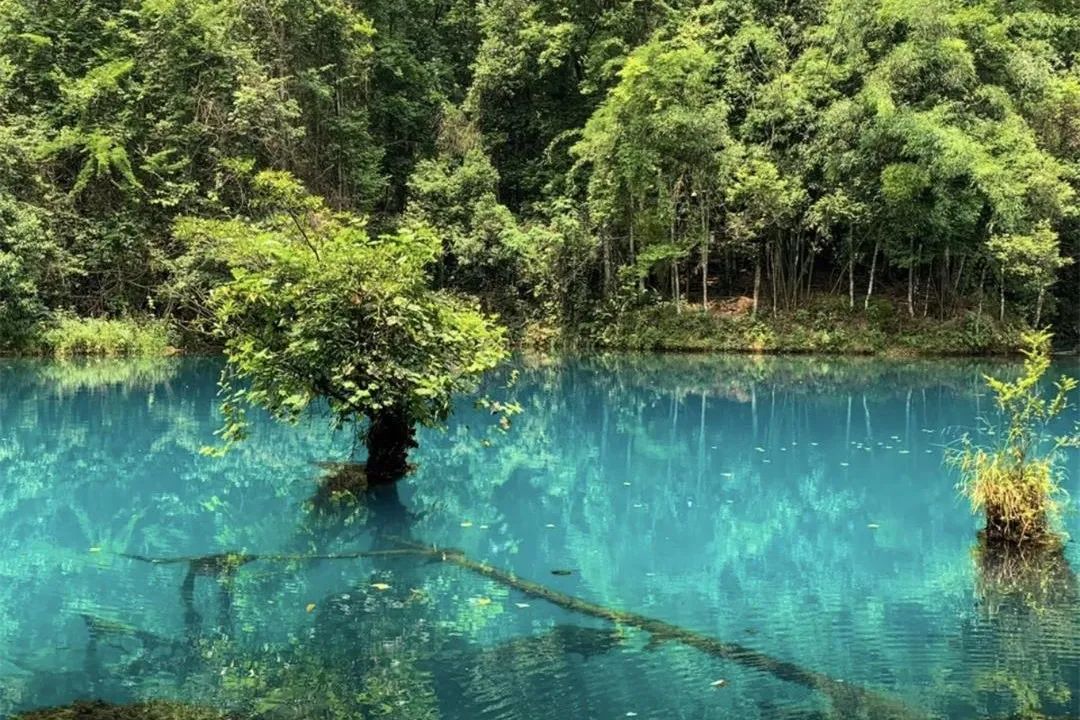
top-left (41, 316), bottom-right (174, 357)
top-left (950, 330), bottom-right (1079, 546)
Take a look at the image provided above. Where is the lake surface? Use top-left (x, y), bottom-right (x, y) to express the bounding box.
top-left (1, 354), bottom-right (1078, 719)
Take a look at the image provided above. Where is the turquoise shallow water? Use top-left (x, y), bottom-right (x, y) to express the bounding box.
top-left (1, 354), bottom-right (1078, 719)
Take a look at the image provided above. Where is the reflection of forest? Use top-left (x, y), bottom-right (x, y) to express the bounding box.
top-left (2, 356), bottom-right (1079, 719)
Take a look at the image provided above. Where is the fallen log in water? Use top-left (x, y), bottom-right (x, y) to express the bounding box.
top-left (123, 542), bottom-right (930, 719)
top-left (390, 538), bottom-right (931, 720)
top-left (120, 548), bottom-right (424, 566)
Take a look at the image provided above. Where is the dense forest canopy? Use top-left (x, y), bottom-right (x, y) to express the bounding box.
top-left (0, 0), bottom-right (1077, 351)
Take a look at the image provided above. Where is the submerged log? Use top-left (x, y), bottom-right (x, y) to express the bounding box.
top-left (122, 542), bottom-right (928, 719)
top-left (120, 548), bottom-right (426, 566)
top-left (390, 539), bottom-right (930, 720)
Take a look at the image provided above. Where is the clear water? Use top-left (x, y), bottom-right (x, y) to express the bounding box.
top-left (1, 354), bottom-right (1078, 720)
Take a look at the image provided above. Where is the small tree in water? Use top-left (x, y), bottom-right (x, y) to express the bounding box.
top-left (176, 171), bottom-right (508, 483)
top-left (951, 331), bottom-right (1079, 545)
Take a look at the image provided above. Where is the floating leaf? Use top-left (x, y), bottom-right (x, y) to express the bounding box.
top-left (460, 521), bottom-right (473, 528)
top-left (305, 603), bottom-right (316, 613)
top-left (371, 582), bottom-right (391, 591)
top-left (473, 596), bottom-right (492, 606)
top-left (867, 523), bottom-right (880, 529)
top-left (88, 547), bottom-right (101, 553)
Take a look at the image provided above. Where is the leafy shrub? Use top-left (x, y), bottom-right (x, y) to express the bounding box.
top-left (41, 316), bottom-right (173, 357)
top-left (950, 331), bottom-right (1079, 545)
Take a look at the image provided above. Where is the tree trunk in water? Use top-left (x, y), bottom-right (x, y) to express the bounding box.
top-left (864, 241), bottom-right (879, 311)
top-left (365, 406), bottom-right (417, 484)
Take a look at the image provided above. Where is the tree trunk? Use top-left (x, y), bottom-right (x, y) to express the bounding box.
top-left (1000, 271), bottom-right (1006, 323)
top-left (701, 242), bottom-right (709, 307)
top-left (673, 261), bottom-right (681, 314)
top-left (602, 232), bottom-right (612, 297)
top-left (848, 234), bottom-right (855, 310)
top-left (752, 254), bottom-right (761, 318)
top-left (907, 240), bottom-right (916, 318)
top-left (976, 264), bottom-right (987, 335)
top-left (701, 202), bottom-right (710, 308)
top-left (1035, 288), bottom-right (1044, 327)
top-left (365, 405), bottom-right (417, 484)
top-left (864, 241), bottom-right (879, 311)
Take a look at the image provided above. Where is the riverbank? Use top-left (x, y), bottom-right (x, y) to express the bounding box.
top-left (586, 296), bottom-right (1032, 356)
top-left (1, 298), bottom-right (1045, 359)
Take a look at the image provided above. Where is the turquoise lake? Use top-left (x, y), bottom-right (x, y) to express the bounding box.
top-left (1, 355), bottom-right (1078, 719)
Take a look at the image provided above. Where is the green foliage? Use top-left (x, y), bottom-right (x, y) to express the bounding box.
top-left (0, 0), bottom-right (1078, 352)
top-left (950, 331), bottom-right (1080, 545)
top-left (175, 171), bottom-right (508, 454)
top-left (594, 295), bottom-right (1026, 355)
top-left (987, 223), bottom-right (1073, 324)
top-left (40, 317), bottom-right (173, 357)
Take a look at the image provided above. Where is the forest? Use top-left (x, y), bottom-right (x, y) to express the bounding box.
top-left (0, 0), bottom-right (1077, 355)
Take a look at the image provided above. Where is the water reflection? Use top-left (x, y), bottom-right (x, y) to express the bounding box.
top-left (1, 355), bottom-right (1078, 719)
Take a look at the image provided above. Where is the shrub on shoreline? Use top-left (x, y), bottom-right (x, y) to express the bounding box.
top-left (38, 316), bottom-right (174, 357)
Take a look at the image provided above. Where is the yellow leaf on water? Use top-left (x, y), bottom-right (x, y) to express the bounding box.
top-left (460, 521), bottom-right (473, 528)
top-left (305, 603), bottom-right (316, 613)
top-left (88, 547), bottom-right (101, 553)
top-left (473, 596), bottom-right (492, 606)
top-left (371, 582), bottom-right (391, 591)
top-left (867, 523), bottom-right (880, 529)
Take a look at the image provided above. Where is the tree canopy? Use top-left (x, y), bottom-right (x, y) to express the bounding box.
top-left (175, 170), bottom-right (507, 480)
top-left (0, 0), bottom-right (1077, 353)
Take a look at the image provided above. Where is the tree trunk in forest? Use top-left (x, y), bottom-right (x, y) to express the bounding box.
top-left (701, 203), bottom-right (710, 307)
top-left (848, 236), bottom-right (855, 310)
top-left (602, 233), bottom-right (612, 297)
top-left (976, 264), bottom-right (987, 334)
top-left (365, 405), bottom-right (417, 484)
top-left (1000, 271), bottom-right (1006, 323)
top-left (1035, 288), bottom-right (1044, 327)
top-left (771, 242), bottom-right (778, 316)
top-left (752, 255), bottom-right (761, 318)
top-left (673, 261), bottom-right (681, 314)
top-left (922, 263), bottom-right (931, 318)
top-left (630, 200), bottom-right (643, 292)
top-left (907, 240), bottom-right (916, 318)
top-left (701, 243), bottom-right (709, 307)
top-left (865, 241), bottom-right (879, 311)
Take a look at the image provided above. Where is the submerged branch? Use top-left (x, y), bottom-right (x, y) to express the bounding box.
top-left (119, 548), bottom-right (426, 567)
top-left (387, 538), bottom-right (929, 720)
top-left (121, 542), bottom-right (927, 719)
